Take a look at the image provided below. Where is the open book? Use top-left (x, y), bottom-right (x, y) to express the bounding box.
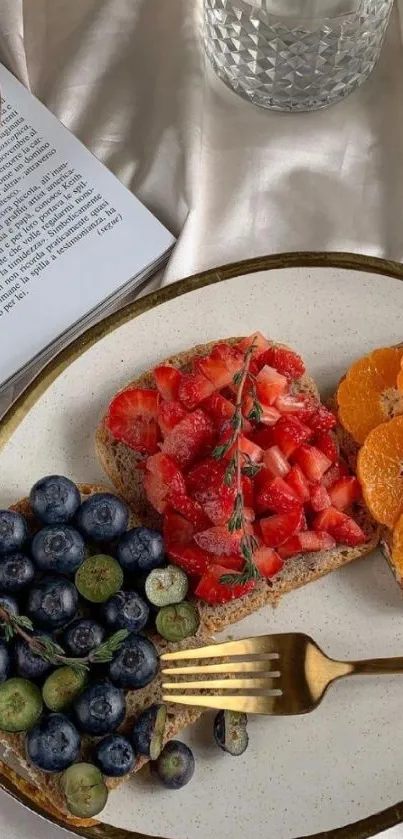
top-left (0, 64), bottom-right (175, 396)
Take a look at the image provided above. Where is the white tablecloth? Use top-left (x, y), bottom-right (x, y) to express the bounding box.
top-left (1, 1), bottom-right (403, 836)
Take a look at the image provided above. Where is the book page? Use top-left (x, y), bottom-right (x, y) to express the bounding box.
top-left (0, 64), bottom-right (175, 388)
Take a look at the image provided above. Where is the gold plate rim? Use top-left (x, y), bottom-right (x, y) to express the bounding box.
top-left (1, 250), bottom-right (403, 839)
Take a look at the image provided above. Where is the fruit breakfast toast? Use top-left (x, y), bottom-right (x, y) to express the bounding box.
top-left (334, 345), bottom-right (403, 589)
top-left (96, 333), bottom-right (379, 633)
top-left (0, 480), bottom-right (212, 823)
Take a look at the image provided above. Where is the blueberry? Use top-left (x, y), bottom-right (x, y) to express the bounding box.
top-left (14, 632), bottom-right (53, 681)
top-left (101, 591), bottom-right (149, 634)
top-left (63, 618), bottom-right (105, 658)
top-left (75, 494), bottom-right (129, 542)
top-left (0, 639), bottom-right (11, 683)
top-left (0, 511), bottom-right (28, 555)
top-left (117, 528), bottom-right (165, 574)
top-left (30, 476), bottom-right (81, 525)
top-left (108, 633), bottom-right (159, 689)
top-left (31, 525), bottom-right (85, 575)
top-left (0, 594), bottom-right (19, 616)
top-left (151, 740), bottom-right (195, 789)
top-left (25, 712), bottom-right (80, 772)
top-left (131, 703), bottom-right (167, 760)
top-left (0, 553), bottom-right (35, 592)
top-left (213, 711), bottom-right (249, 756)
top-left (94, 734), bottom-right (135, 777)
top-left (73, 681), bottom-right (126, 735)
top-left (27, 576), bottom-right (78, 629)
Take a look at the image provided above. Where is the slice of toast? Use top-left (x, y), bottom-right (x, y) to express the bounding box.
top-left (0, 483), bottom-right (212, 823)
top-left (96, 338), bottom-right (380, 634)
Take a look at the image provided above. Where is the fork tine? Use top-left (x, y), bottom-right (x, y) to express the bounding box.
top-left (163, 677), bottom-right (277, 690)
top-left (162, 660), bottom-right (280, 676)
top-left (161, 636), bottom-right (280, 661)
top-left (162, 694), bottom-right (278, 714)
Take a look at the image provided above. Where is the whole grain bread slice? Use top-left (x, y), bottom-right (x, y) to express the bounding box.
top-left (0, 483), bottom-right (212, 823)
top-left (95, 338), bottom-right (380, 634)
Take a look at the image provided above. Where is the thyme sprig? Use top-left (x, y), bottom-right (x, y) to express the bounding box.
top-left (0, 605), bottom-right (128, 677)
top-left (212, 338), bottom-right (264, 586)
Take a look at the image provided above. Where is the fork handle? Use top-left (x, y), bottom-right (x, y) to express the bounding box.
top-left (349, 656), bottom-right (403, 676)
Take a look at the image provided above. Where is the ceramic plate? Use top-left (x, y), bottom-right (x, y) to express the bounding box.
top-left (2, 253), bottom-right (403, 839)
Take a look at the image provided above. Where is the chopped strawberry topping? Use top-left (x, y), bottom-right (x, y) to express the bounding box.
top-left (202, 393), bottom-right (235, 424)
top-left (263, 446), bottom-right (290, 478)
top-left (178, 372), bottom-right (216, 410)
top-left (285, 465), bottom-right (311, 503)
top-left (321, 459), bottom-right (349, 489)
top-left (273, 415), bottom-right (312, 458)
top-left (308, 404), bottom-right (337, 432)
top-left (314, 432), bottom-right (339, 463)
top-left (255, 346), bottom-right (305, 381)
top-left (106, 388), bottom-right (160, 454)
top-left (256, 365), bottom-right (288, 407)
top-left (162, 409), bottom-right (215, 469)
top-left (167, 543), bottom-right (211, 576)
top-left (164, 511), bottom-right (194, 547)
top-left (197, 343), bottom-right (244, 390)
top-left (158, 401), bottom-right (187, 436)
top-left (144, 453), bottom-right (186, 514)
top-left (310, 483), bottom-right (331, 513)
top-left (256, 476), bottom-right (301, 515)
top-left (236, 332), bottom-right (270, 356)
top-left (275, 393), bottom-right (317, 423)
top-left (194, 524), bottom-right (252, 556)
top-left (293, 444), bottom-right (332, 483)
top-left (328, 476), bottom-right (361, 511)
top-left (278, 531), bottom-right (336, 559)
top-left (169, 494), bottom-right (210, 530)
top-left (154, 365), bottom-right (182, 401)
top-left (313, 506), bottom-right (366, 546)
top-left (195, 564), bottom-right (256, 604)
top-left (253, 547), bottom-right (283, 578)
top-left (250, 426), bottom-right (275, 449)
top-left (260, 507), bottom-right (304, 547)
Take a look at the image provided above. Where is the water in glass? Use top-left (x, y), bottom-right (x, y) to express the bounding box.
top-left (204, 0), bottom-right (393, 111)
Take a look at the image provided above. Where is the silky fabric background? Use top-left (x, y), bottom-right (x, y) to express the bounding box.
top-left (1, 0), bottom-right (403, 836)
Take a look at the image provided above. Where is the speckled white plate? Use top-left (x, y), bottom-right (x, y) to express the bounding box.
top-left (1, 253), bottom-right (403, 839)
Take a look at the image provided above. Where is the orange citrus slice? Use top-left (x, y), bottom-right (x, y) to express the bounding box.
top-left (388, 512), bottom-right (403, 585)
top-left (337, 346), bottom-right (403, 445)
top-left (357, 415), bottom-right (403, 527)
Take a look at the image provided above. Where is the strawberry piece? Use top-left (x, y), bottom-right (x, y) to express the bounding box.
top-left (285, 464), bottom-right (310, 503)
top-left (253, 547), bottom-right (283, 578)
top-left (328, 477), bottom-right (361, 511)
top-left (144, 453), bottom-right (186, 514)
top-left (210, 554), bottom-right (245, 572)
top-left (321, 459), bottom-right (349, 489)
top-left (310, 483), bottom-right (331, 513)
top-left (197, 343), bottom-right (244, 390)
top-left (256, 346), bottom-right (305, 381)
top-left (178, 372), bottom-right (216, 410)
top-left (279, 530), bottom-right (336, 559)
top-left (202, 393), bottom-right (235, 424)
top-left (218, 426), bottom-right (263, 464)
top-left (162, 409), bottom-right (215, 469)
top-left (186, 459), bottom-right (235, 525)
top-left (236, 332), bottom-right (270, 357)
top-left (314, 431), bottom-right (339, 463)
top-left (158, 401), bottom-right (187, 436)
top-left (256, 365), bottom-right (288, 407)
top-left (243, 394), bottom-right (280, 427)
top-left (263, 446), bottom-right (290, 478)
top-left (154, 365), bottom-right (182, 402)
top-left (194, 525), bottom-right (251, 556)
top-left (275, 393), bottom-right (317, 423)
top-left (308, 404), bottom-right (337, 432)
top-left (163, 511), bottom-right (194, 547)
top-left (313, 506), bottom-right (367, 546)
top-left (169, 493), bottom-right (210, 530)
top-left (293, 444), bottom-right (332, 482)
top-left (256, 476), bottom-right (300, 515)
top-left (273, 415), bottom-right (313, 458)
top-left (168, 543), bottom-right (211, 576)
top-left (106, 388), bottom-right (160, 454)
top-left (195, 564), bottom-right (256, 604)
top-left (250, 426), bottom-right (275, 449)
top-left (260, 507), bottom-right (304, 547)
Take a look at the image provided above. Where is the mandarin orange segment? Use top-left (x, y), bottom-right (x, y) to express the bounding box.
top-left (337, 347), bottom-right (403, 445)
top-left (357, 415), bottom-right (403, 527)
top-left (390, 512), bottom-right (403, 584)
top-left (397, 357), bottom-right (403, 394)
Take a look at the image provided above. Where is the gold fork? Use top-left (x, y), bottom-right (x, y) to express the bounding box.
top-left (161, 633), bottom-right (403, 715)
